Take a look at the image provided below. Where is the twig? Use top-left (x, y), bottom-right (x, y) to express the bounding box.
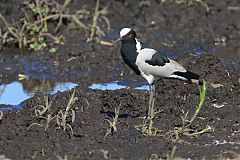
top-left (0, 12), bottom-right (22, 48)
top-left (54, 0), bottom-right (71, 32)
top-left (28, 13), bottom-right (88, 32)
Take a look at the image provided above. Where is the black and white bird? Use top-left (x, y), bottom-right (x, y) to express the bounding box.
top-left (116, 28), bottom-right (201, 119)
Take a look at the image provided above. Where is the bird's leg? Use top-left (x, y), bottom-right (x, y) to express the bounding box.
top-left (147, 84), bottom-right (155, 134)
top-left (148, 84), bottom-right (155, 120)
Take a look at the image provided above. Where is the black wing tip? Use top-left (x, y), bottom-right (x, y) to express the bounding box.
top-left (173, 71), bottom-right (202, 85)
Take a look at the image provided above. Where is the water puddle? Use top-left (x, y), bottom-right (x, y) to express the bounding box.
top-left (0, 81), bottom-right (77, 108)
top-left (89, 80), bottom-right (149, 91)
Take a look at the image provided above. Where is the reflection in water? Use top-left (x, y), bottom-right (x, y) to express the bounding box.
top-left (0, 82), bottom-right (34, 106)
top-left (0, 77), bottom-right (77, 106)
top-left (21, 78), bottom-right (55, 94)
top-left (89, 80), bottom-right (149, 91)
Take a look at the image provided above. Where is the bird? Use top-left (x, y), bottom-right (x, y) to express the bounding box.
top-left (116, 27), bottom-right (201, 121)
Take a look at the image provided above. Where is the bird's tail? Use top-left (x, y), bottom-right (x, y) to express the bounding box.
top-left (173, 71), bottom-right (202, 85)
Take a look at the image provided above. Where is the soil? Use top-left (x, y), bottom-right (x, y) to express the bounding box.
top-left (0, 0), bottom-right (240, 159)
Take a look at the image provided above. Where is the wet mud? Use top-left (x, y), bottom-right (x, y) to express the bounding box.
top-left (0, 0), bottom-right (240, 159)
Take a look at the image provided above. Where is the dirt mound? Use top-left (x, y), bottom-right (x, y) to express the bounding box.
top-left (1, 54), bottom-right (240, 159)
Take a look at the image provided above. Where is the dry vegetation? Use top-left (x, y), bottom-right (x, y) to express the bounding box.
top-left (0, 0), bottom-right (110, 52)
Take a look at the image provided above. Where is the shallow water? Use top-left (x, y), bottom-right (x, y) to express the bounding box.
top-left (0, 81), bottom-right (77, 107)
top-left (0, 78), bottom-right (148, 109)
top-left (88, 80), bottom-right (149, 91)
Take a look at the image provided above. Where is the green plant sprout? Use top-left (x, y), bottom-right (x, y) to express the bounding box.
top-left (135, 80), bottom-right (211, 139)
top-left (104, 107), bottom-right (120, 139)
top-left (35, 94), bottom-right (56, 117)
top-left (175, 80), bottom-right (213, 137)
top-left (104, 107), bottom-right (127, 140)
top-left (29, 36), bottom-right (47, 50)
top-left (56, 89), bottom-right (78, 136)
top-left (49, 47), bottom-right (57, 54)
top-left (27, 89), bottom-right (88, 136)
top-left (27, 94), bottom-right (57, 131)
top-left (188, 79), bottom-right (207, 126)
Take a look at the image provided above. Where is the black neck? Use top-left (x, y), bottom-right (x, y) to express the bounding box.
top-left (120, 40), bottom-right (141, 75)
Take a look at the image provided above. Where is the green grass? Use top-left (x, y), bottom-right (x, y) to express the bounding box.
top-left (176, 80), bottom-right (213, 137)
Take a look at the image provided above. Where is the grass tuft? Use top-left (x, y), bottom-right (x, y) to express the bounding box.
top-left (172, 80), bottom-right (213, 139)
top-left (56, 90), bottom-right (78, 136)
top-left (104, 107), bottom-right (120, 140)
top-left (27, 89), bottom-right (87, 136)
top-left (104, 107), bottom-right (128, 140)
top-left (27, 94), bottom-right (57, 131)
top-left (135, 108), bottom-right (162, 136)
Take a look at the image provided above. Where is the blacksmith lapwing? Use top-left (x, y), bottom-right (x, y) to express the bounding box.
top-left (116, 28), bottom-right (201, 120)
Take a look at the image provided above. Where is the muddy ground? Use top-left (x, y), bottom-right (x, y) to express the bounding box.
top-left (0, 0), bottom-right (240, 159)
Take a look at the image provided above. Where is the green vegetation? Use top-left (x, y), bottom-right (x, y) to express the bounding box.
top-left (49, 47), bottom-right (57, 54)
top-left (136, 80), bottom-right (211, 140)
top-left (56, 90), bottom-right (78, 136)
top-left (87, 0), bottom-right (110, 43)
top-left (0, 0), bottom-right (110, 52)
top-left (170, 80), bottom-right (213, 140)
top-left (27, 89), bottom-right (88, 136)
top-left (27, 94), bottom-right (57, 131)
top-left (104, 107), bottom-right (121, 140)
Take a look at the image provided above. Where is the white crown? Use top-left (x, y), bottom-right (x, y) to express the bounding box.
top-left (120, 28), bottom-right (131, 37)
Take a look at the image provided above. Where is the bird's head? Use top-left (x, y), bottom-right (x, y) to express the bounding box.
top-left (115, 28), bottom-right (137, 43)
